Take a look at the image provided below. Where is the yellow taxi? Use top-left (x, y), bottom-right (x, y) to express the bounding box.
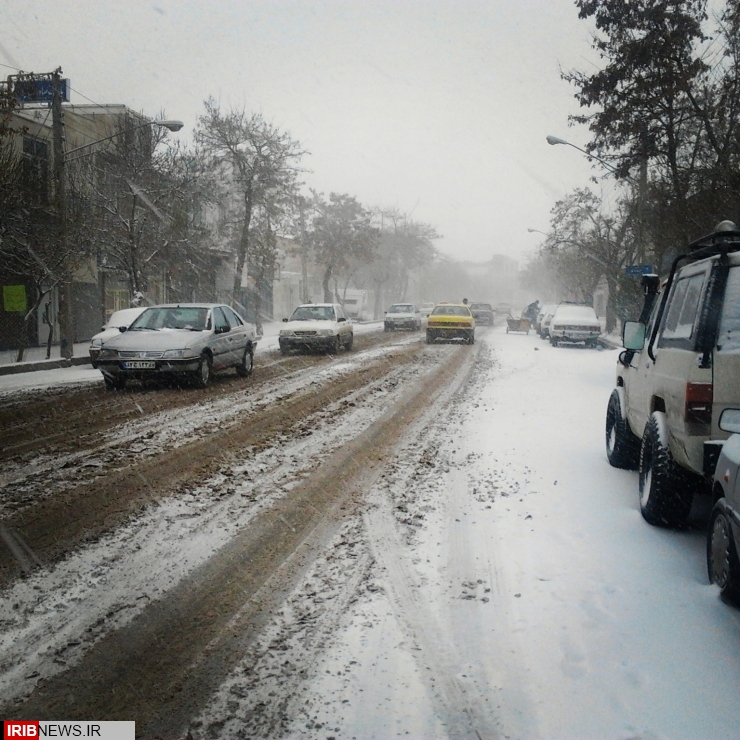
top-left (425, 303), bottom-right (476, 345)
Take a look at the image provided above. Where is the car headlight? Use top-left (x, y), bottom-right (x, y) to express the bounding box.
top-left (98, 349), bottom-right (118, 359)
top-left (163, 348), bottom-right (194, 358)
top-left (279, 329), bottom-right (294, 337)
top-left (91, 338), bottom-right (103, 348)
top-left (317, 329), bottom-right (334, 336)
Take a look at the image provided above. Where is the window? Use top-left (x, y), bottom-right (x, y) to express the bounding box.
top-left (717, 267), bottom-right (740, 353)
top-left (222, 306), bottom-right (244, 328)
top-left (213, 306), bottom-right (230, 332)
top-left (660, 272), bottom-right (706, 344)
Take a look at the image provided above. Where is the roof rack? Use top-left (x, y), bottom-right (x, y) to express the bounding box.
top-left (687, 220), bottom-right (740, 256)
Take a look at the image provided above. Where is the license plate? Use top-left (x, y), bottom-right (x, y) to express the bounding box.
top-left (123, 361), bottom-right (156, 369)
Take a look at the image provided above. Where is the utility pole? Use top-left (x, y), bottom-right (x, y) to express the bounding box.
top-left (51, 68), bottom-right (75, 358)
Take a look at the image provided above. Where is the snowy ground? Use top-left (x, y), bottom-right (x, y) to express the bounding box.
top-left (196, 326), bottom-right (740, 739)
top-left (4, 324), bottom-right (740, 738)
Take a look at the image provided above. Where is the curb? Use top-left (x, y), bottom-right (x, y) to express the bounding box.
top-left (0, 356), bottom-right (92, 376)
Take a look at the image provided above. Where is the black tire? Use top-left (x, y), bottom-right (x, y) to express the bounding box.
top-left (345, 332), bottom-right (354, 351)
top-left (103, 374), bottom-right (126, 391)
top-left (235, 345), bottom-right (254, 377)
top-left (384, 324), bottom-right (389, 332)
top-left (605, 390), bottom-right (640, 470)
top-left (328, 335), bottom-right (341, 354)
top-left (638, 411), bottom-right (694, 527)
top-left (194, 353), bottom-right (212, 389)
top-left (550, 337), bottom-right (558, 346)
top-left (469, 332), bottom-right (475, 345)
top-left (279, 345), bottom-right (289, 355)
top-left (707, 499), bottom-right (740, 605)
top-left (426, 330), bottom-right (434, 344)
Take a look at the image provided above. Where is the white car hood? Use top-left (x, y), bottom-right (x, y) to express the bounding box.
top-left (103, 329), bottom-right (209, 351)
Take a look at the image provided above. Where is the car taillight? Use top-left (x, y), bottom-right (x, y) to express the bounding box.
top-left (685, 382), bottom-right (713, 425)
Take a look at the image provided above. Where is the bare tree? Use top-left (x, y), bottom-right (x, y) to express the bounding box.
top-left (194, 99), bottom-right (304, 307)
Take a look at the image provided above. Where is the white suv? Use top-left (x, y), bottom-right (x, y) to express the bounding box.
top-left (606, 221), bottom-right (740, 528)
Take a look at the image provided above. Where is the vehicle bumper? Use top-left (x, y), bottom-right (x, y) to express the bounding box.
top-left (385, 320), bottom-right (418, 330)
top-left (550, 330), bottom-right (601, 342)
top-left (279, 335), bottom-right (338, 350)
top-left (97, 357), bottom-right (201, 379)
top-left (427, 327), bottom-right (474, 341)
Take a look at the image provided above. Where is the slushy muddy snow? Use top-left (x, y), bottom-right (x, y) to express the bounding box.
top-left (2, 326), bottom-right (740, 739)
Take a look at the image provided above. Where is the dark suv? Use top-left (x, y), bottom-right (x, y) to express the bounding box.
top-left (606, 221), bottom-right (740, 528)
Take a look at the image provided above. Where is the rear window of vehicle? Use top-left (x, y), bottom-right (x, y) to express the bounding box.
top-left (470, 303), bottom-right (492, 310)
top-left (717, 266), bottom-right (740, 353)
top-left (431, 306), bottom-right (472, 317)
top-left (552, 306), bottom-right (598, 323)
top-left (661, 273), bottom-right (706, 341)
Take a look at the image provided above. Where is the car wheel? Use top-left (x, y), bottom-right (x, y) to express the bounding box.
top-left (194, 352), bottom-right (212, 388)
top-left (328, 335), bottom-right (341, 354)
top-left (708, 500), bottom-right (740, 604)
top-left (638, 411), bottom-right (694, 528)
top-left (384, 324), bottom-right (389, 332)
top-left (605, 390), bottom-right (640, 470)
top-left (103, 374), bottom-right (126, 391)
top-left (469, 332), bottom-right (475, 345)
top-left (236, 345), bottom-right (254, 377)
top-left (345, 332), bottom-right (354, 351)
top-left (426, 330), bottom-right (434, 344)
top-left (550, 337), bottom-right (558, 346)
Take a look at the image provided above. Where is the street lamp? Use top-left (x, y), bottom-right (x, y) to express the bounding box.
top-left (527, 228), bottom-right (547, 236)
top-left (56, 117), bottom-right (183, 357)
top-left (546, 135), bottom-right (624, 178)
top-left (64, 119), bottom-right (184, 162)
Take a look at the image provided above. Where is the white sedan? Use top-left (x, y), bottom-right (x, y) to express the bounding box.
top-left (89, 307), bottom-right (146, 368)
top-left (279, 303), bottom-right (353, 354)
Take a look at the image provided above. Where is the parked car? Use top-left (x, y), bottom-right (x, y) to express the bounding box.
top-left (549, 304), bottom-right (601, 347)
top-left (707, 408), bottom-right (740, 605)
top-left (418, 302), bottom-right (436, 318)
top-left (89, 306), bottom-right (146, 368)
top-left (426, 303), bottom-right (475, 344)
top-left (279, 303), bottom-right (353, 354)
top-left (470, 302), bottom-right (494, 326)
top-left (539, 304), bottom-right (557, 338)
top-left (605, 220), bottom-right (740, 528)
top-left (384, 303), bottom-right (422, 331)
top-left (96, 303), bottom-right (258, 390)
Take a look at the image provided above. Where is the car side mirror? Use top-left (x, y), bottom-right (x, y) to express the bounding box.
top-left (622, 321), bottom-right (646, 351)
top-left (119, 326), bottom-right (127, 333)
top-left (282, 318), bottom-right (288, 323)
top-left (719, 409), bottom-right (740, 434)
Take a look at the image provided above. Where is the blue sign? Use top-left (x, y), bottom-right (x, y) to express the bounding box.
top-left (624, 264), bottom-right (654, 276)
top-left (15, 78), bottom-right (70, 103)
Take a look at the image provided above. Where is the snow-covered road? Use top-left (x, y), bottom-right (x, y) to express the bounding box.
top-left (4, 324), bottom-right (740, 739)
top-left (232, 325), bottom-right (740, 739)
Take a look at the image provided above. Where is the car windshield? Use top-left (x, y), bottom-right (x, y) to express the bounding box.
top-left (130, 306), bottom-right (209, 331)
top-left (290, 306), bottom-right (336, 321)
top-left (389, 305), bottom-right (414, 313)
top-left (431, 306), bottom-right (471, 317)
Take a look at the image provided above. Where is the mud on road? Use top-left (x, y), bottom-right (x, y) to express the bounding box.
top-left (0, 329), bottom-right (489, 738)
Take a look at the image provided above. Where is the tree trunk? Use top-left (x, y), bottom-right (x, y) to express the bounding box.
top-left (233, 187), bottom-right (254, 301)
top-left (322, 264), bottom-right (333, 303)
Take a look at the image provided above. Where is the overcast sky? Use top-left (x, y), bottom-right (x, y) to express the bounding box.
top-left (1, 0), bottom-right (608, 265)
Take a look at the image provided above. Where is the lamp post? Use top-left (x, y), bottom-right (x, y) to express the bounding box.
top-left (545, 135), bottom-right (626, 178)
top-left (527, 228), bottom-right (548, 236)
top-left (55, 115), bottom-right (183, 358)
